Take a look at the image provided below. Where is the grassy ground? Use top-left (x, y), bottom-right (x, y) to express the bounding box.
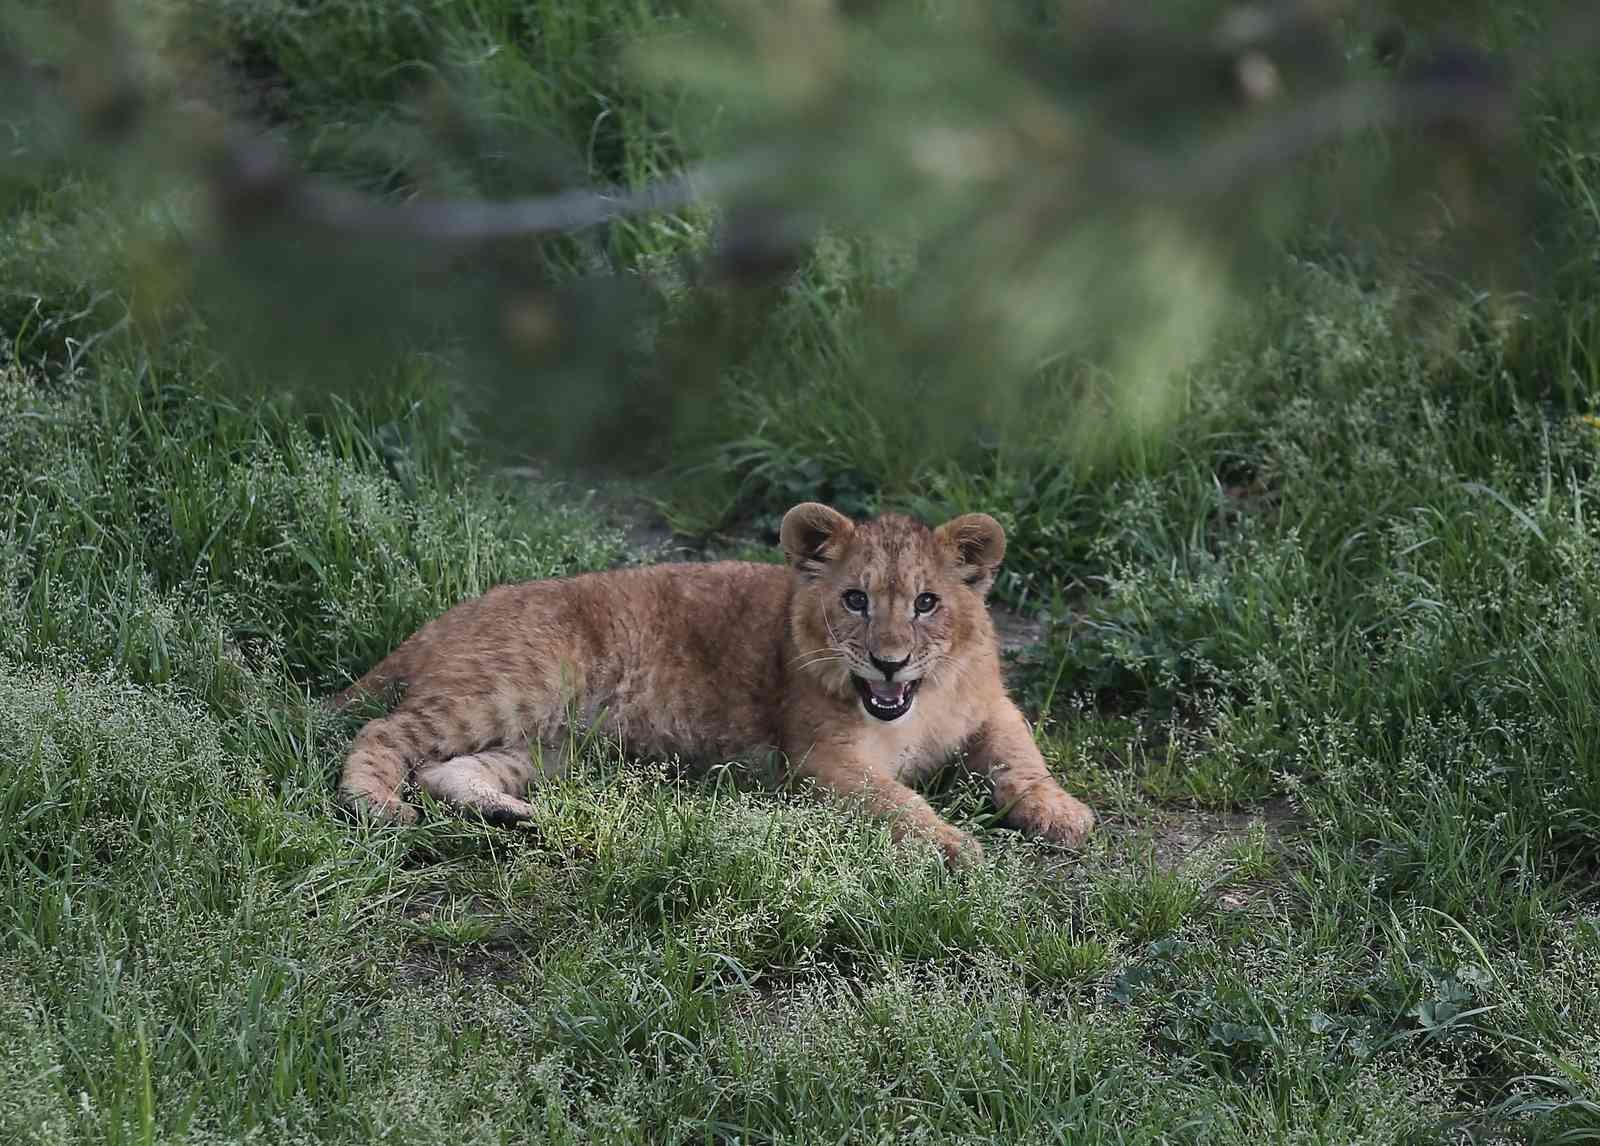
top-left (4, 1), bottom-right (1600, 1143)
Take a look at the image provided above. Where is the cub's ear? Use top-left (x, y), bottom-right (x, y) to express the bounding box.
top-left (780, 502), bottom-right (855, 578)
top-left (934, 513), bottom-right (1006, 595)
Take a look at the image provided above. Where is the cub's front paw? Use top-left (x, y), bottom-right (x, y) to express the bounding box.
top-left (1013, 790), bottom-right (1096, 849)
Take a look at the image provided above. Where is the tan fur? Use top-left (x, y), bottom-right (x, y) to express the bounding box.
top-left (332, 503), bottom-right (1095, 863)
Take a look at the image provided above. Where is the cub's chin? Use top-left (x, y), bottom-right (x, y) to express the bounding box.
top-left (851, 675), bottom-right (921, 722)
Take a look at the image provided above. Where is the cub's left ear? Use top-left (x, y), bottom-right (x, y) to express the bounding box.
top-left (934, 513), bottom-right (1006, 596)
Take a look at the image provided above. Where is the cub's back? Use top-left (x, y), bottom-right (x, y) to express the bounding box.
top-left (561, 560), bottom-right (794, 760)
top-left (366, 560), bottom-right (794, 762)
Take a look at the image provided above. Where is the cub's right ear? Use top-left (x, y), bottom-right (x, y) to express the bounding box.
top-left (780, 502), bottom-right (855, 579)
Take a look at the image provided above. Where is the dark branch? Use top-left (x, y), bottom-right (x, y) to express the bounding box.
top-left (205, 130), bottom-right (780, 243)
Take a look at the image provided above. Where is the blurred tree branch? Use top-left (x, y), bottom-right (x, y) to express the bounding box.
top-left (202, 128), bottom-right (779, 243)
top-left (3, 0), bottom-right (1597, 471)
top-left (13, 1), bottom-right (1582, 254)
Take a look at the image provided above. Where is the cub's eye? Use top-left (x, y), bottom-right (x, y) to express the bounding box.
top-left (841, 589), bottom-right (869, 614)
top-left (914, 592), bottom-right (940, 615)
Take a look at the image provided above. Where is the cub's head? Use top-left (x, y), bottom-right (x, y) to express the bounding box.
top-left (780, 502), bottom-right (1005, 721)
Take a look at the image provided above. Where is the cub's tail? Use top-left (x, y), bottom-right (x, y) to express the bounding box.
top-left (325, 648), bottom-right (412, 713)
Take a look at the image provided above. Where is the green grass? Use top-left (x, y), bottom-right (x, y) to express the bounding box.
top-left (4, 0), bottom-right (1600, 1142)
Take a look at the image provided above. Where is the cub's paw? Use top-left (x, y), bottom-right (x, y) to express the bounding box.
top-left (461, 792), bottom-right (537, 827)
top-left (934, 824), bottom-right (985, 868)
top-left (338, 789), bottom-right (419, 827)
top-left (1013, 791), bottom-right (1096, 849)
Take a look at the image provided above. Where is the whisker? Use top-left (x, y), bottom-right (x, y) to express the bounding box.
top-left (821, 609), bottom-right (844, 650)
top-left (787, 647), bottom-right (843, 668)
top-left (792, 653), bottom-right (847, 672)
top-left (929, 653), bottom-right (976, 690)
top-left (815, 613), bottom-right (879, 680)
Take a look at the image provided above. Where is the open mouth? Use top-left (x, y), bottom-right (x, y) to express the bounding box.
top-left (851, 674), bottom-right (921, 722)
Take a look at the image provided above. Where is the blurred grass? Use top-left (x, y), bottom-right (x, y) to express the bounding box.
top-left (2, 0), bottom-right (1600, 1142)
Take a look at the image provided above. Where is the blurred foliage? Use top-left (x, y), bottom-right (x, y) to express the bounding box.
top-left (0, 0), bottom-right (1596, 484)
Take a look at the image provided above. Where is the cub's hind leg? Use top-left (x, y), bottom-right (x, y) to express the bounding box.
top-left (337, 676), bottom-right (574, 825)
top-left (415, 744), bottom-right (566, 825)
top-left (337, 708), bottom-right (435, 824)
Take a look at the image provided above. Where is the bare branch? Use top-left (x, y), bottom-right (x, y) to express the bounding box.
top-left (205, 129), bottom-right (779, 244)
top-left (1175, 76), bottom-right (1513, 201)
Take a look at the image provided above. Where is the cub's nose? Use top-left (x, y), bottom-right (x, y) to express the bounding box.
top-left (869, 653), bottom-right (910, 680)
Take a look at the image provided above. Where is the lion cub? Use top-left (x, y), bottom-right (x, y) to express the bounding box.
top-left (334, 502), bottom-right (1095, 862)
